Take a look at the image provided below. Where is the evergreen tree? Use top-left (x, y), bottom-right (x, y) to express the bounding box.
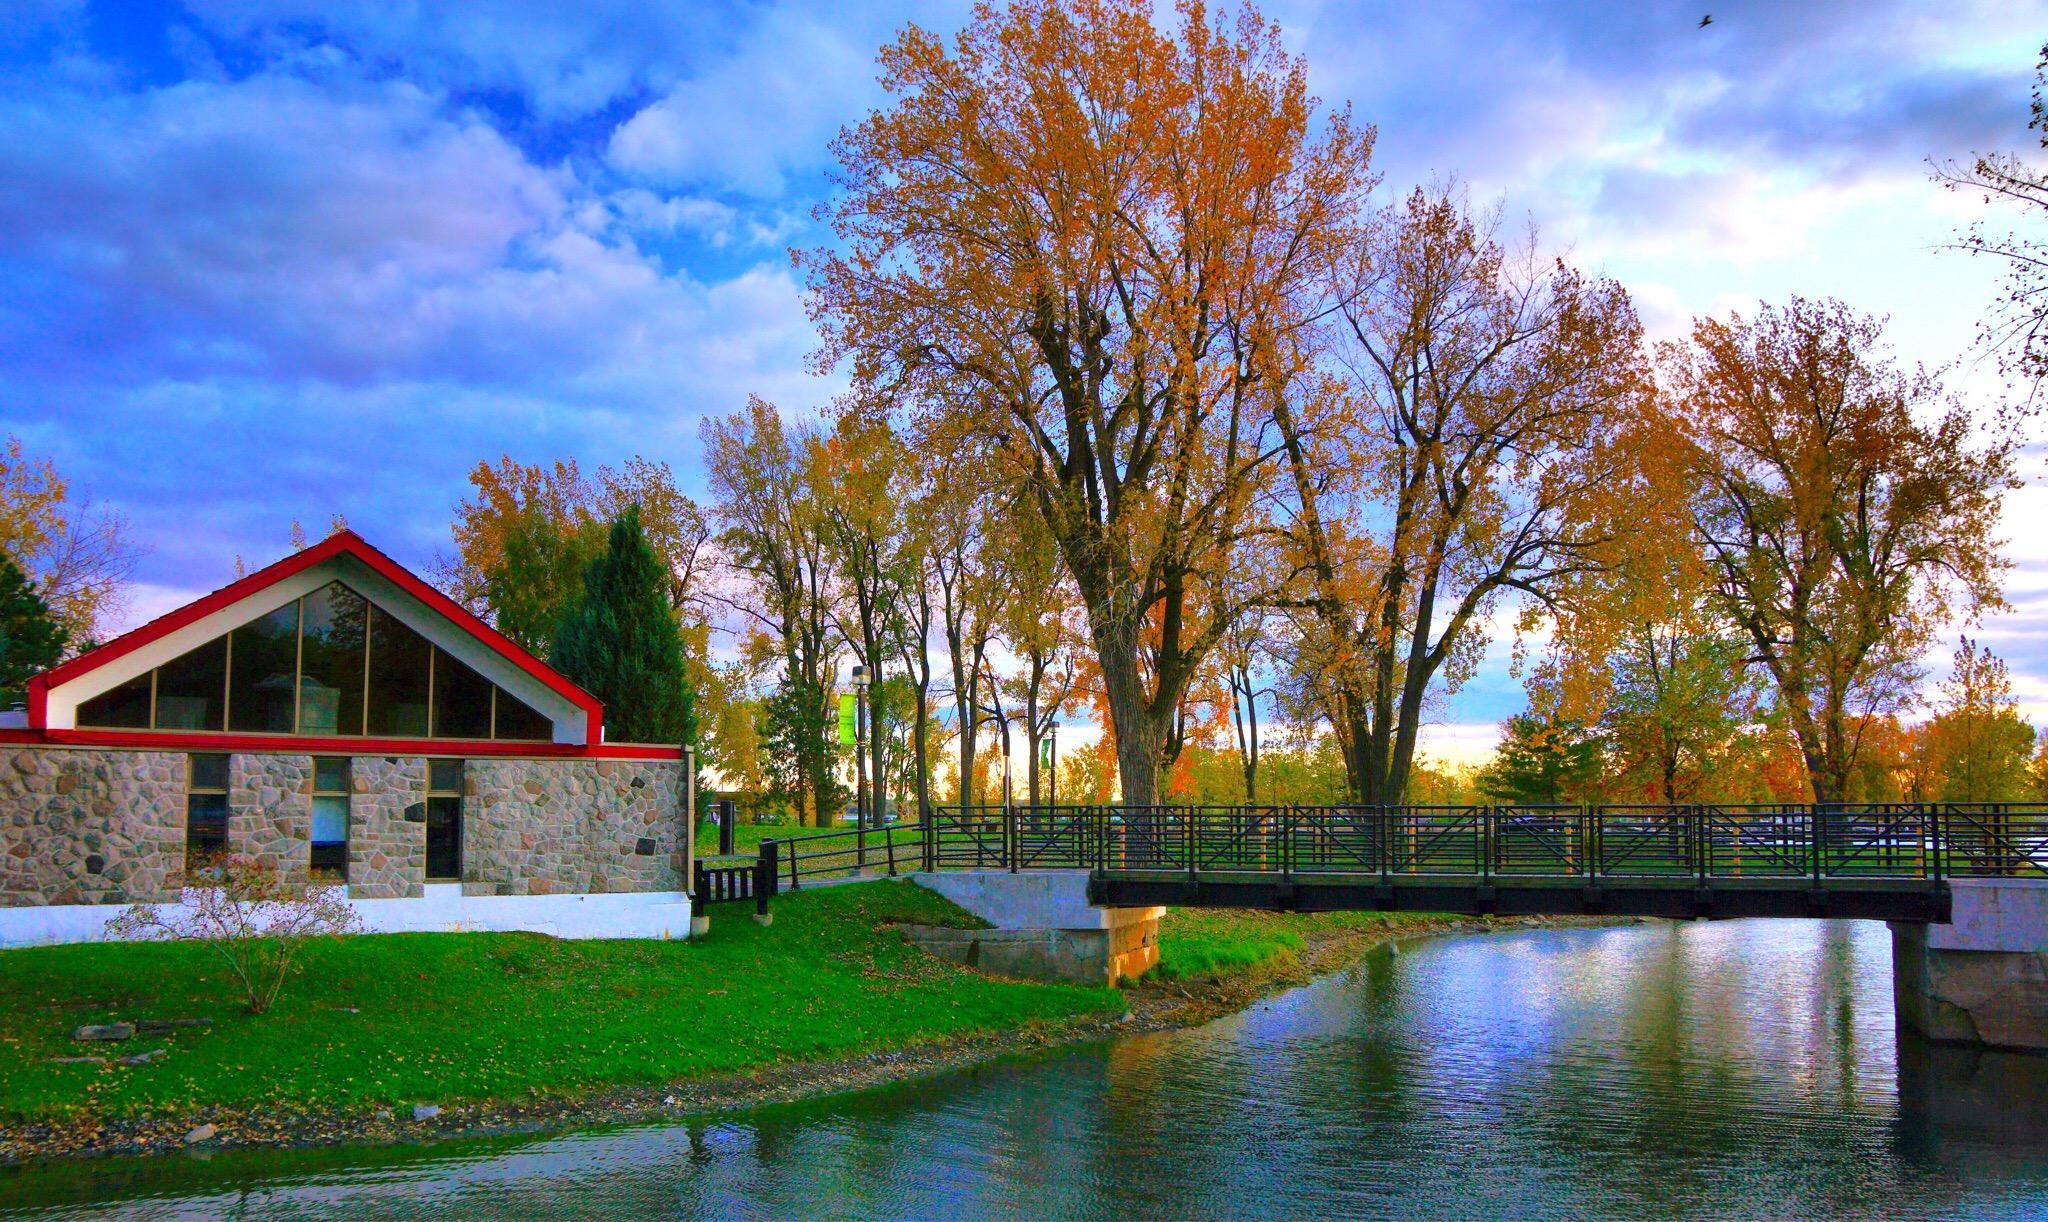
top-left (551, 508), bottom-right (695, 745)
top-left (0, 554), bottom-right (66, 707)
top-left (1478, 713), bottom-right (1604, 805)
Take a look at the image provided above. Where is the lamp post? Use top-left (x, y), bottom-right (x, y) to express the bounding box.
top-left (1047, 721), bottom-right (1059, 811)
top-left (852, 664), bottom-right (869, 835)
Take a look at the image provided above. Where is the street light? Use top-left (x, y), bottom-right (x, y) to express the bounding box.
top-left (851, 664), bottom-right (869, 833)
top-left (1047, 721), bottom-right (1059, 811)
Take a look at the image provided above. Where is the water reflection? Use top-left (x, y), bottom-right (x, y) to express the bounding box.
top-left (5, 920), bottom-right (2045, 1219)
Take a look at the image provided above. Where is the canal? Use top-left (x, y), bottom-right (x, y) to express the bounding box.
top-left (6, 919), bottom-right (2047, 1218)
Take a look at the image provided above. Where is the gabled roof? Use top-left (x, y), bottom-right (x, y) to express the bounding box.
top-left (27, 530), bottom-right (606, 744)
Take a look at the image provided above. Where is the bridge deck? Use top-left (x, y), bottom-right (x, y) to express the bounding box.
top-left (1090, 870), bottom-right (1950, 922)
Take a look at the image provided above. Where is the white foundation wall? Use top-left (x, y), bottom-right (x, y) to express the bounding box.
top-left (0, 883), bottom-right (693, 948)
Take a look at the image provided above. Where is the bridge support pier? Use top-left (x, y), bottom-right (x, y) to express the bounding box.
top-left (1891, 878), bottom-right (2048, 1052)
top-left (906, 871), bottom-right (1163, 987)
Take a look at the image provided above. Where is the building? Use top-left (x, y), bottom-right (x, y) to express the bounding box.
top-left (0, 531), bottom-right (694, 946)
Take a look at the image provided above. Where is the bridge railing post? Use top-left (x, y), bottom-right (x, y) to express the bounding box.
top-left (1810, 805), bottom-right (1825, 885)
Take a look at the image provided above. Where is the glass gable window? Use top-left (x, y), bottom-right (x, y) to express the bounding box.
top-left (75, 581), bottom-right (561, 743)
top-left (228, 603), bottom-right (300, 733)
top-left (77, 673), bottom-right (151, 728)
top-left (366, 606), bottom-right (431, 737)
top-left (299, 584), bottom-right (367, 736)
top-left (156, 636), bottom-right (228, 730)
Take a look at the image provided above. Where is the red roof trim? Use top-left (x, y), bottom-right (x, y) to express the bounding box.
top-left (0, 728), bottom-right (680, 761)
top-left (27, 531), bottom-right (605, 743)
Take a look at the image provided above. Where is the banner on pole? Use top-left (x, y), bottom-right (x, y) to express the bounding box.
top-left (837, 693), bottom-right (857, 746)
top-left (1039, 737), bottom-right (1053, 768)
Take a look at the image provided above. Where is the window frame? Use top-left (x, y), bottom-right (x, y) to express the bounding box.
top-left (310, 757), bottom-right (350, 883)
top-left (425, 759), bottom-right (464, 882)
top-left (185, 753), bottom-right (229, 864)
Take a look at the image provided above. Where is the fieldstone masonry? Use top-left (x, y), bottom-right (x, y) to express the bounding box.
top-left (0, 748), bottom-right (183, 907)
top-left (0, 747), bottom-right (685, 908)
top-left (229, 753), bottom-right (314, 883)
top-left (464, 759), bottom-right (685, 896)
top-left (348, 756), bottom-right (428, 899)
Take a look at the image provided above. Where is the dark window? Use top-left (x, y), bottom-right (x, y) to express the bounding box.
top-left (154, 635), bottom-right (228, 730)
top-left (186, 754), bottom-right (228, 862)
top-left (426, 759), bottom-right (462, 880)
top-left (78, 673), bottom-right (151, 728)
top-left (493, 687), bottom-right (553, 741)
top-left (366, 606), bottom-right (431, 736)
top-left (228, 603), bottom-right (300, 733)
top-left (311, 757), bottom-right (349, 881)
top-left (299, 583), bottom-right (367, 736)
top-left (431, 648), bottom-right (493, 739)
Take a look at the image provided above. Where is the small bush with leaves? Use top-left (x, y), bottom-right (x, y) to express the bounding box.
top-left (107, 854), bottom-right (361, 1015)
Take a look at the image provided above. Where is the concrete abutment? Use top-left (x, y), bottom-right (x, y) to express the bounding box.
top-left (1892, 878), bottom-right (2048, 1053)
top-left (906, 870), bottom-right (1162, 987)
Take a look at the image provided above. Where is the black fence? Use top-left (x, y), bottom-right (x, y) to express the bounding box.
top-left (750, 802), bottom-right (2048, 891)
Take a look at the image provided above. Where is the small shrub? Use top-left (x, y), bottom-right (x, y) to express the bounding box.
top-left (107, 855), bottom-right (361, 1014)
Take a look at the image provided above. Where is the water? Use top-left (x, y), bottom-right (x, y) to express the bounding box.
top-left (6, 920), bottom-right (2048, 1219)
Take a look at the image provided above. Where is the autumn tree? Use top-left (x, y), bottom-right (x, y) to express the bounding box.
top-left (1280, 185), bottom-right (1650, 804)
top-left (1924, 637), bottom-right (2036, 803)
top-left (704, 398), bottom-right (841, 825)
top-left (0, 435), bottom-right (139, 647)
top-left (991, 504), bottom-right (1086, 806)
top-left (1935, 42), bottom-right (2048, 395)
top-left (1667, 298), bottom-right (2016, 802)
top-left (806, 0), bottom-right (1371, 804)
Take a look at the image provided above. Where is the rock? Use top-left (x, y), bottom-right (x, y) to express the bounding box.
top-left (412, 1104), bottom-right (441, 1121)
top-left (73, 1022), bottom-right (135, 1042)
top-left (137, 1018), bottom-right (213, 1034)
top-left (184, 1124), bottom-right (217, 1144)
top-left (376, 1107), bottom-right (394, 1120)
top-left (121, 1048), bottom-right (166, 1066)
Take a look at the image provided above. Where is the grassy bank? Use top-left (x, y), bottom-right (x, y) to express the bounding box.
top-left (1154, 908), bottom-right (1483, 983)
top-left (0, 882), bottom-right (1118, 1141)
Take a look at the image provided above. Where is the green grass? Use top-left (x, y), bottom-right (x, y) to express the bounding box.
top-left (1153, 908), bottom-right (1445, 982)
top-left (0, 881), bottom-right (1120, 1126)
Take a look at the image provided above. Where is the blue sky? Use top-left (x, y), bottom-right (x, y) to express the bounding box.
top-left (3, 0), bottom-right (2045, 761)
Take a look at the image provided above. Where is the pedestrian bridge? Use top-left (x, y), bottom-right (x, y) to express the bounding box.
top-left (758, 803), bottom-right (2048, 924)
top-left (715, 803), bottom-right (2047, 1052)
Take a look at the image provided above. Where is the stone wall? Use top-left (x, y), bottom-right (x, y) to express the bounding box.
top-left (464, 759), bottom-right (685, 896)
top-left (229, 753), bottom-right (313, 882)
top-left (0, 748), bottom-right (183, 907)
top-left (0, 747), bottom-right (683, 907)
top-left (349, 756), bottom-right (427, 899)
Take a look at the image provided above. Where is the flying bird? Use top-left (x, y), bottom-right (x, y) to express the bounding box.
top-left (1698, 13), bottom-right (1713, 27)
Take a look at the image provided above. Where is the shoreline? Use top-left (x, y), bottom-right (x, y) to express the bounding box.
top-left (0, 912), bottom-right (1636, 1169)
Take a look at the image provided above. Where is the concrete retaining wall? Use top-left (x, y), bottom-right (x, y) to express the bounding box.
top-left (908, 871), bottom-right (1162, 985)
top-left (0, 884), bottom-right (693, 948)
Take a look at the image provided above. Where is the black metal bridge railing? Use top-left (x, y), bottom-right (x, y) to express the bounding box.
top-left (740, 803), bottom-right (2047, 922)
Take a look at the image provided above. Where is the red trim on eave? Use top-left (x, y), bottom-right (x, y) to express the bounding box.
top-left (30, 531), bottom-right (606, 742)
top-left (0, 728), bottom-right (680, 761)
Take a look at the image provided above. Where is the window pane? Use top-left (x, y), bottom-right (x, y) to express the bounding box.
top-left (312, 794), bottom-right (348, 844)
top-left (78, 673), bottom-right (151, 728)
top-left (155, 635), bottom-right (228, 730)
top-left (299, 583), bottom-right (367, 736)
top-left (314, 756), bottom-right (349, 793)
top-left (429, 759), bottom-right (462, 793)
top-left (189, 753), bottom-right (228, 791)
top-left (366, 605), bottom-right (430, 736)
top-left (228, 603), bottom-right (300, 733)
top-left (187, 792), bottom-right (227, 857)
top-left (431, 648), bottom-right (493, 739)
top-left (493, 687), bottom-right (553, 741)
top-left (425, 794), bottom-right (462, 879)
